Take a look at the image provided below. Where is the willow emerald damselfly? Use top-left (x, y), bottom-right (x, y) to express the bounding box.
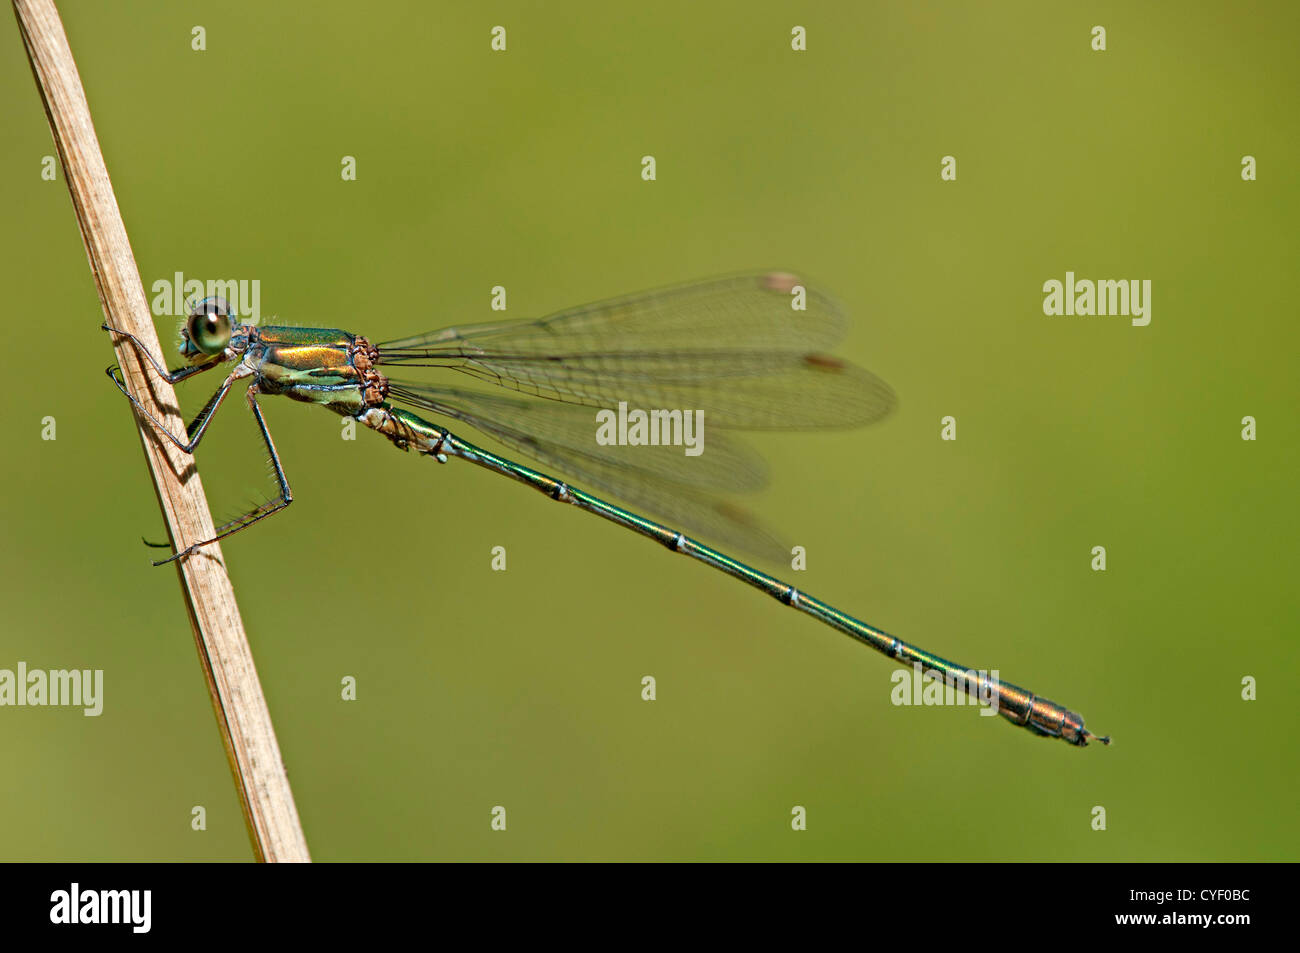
top-left (103, 272), bottom-right (1108, 747)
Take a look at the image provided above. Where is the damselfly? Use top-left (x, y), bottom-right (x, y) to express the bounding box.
top-left (103, 272), bottom-right (1108, 746)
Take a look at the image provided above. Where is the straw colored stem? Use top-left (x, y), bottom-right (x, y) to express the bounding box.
top-left (13, 0), bottom-right (309, 862)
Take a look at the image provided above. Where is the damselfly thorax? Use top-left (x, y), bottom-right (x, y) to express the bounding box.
top-left (240, 327), bottom-right (389, 414)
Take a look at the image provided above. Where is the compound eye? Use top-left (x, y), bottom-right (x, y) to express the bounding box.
top-left (186, 297), bottom-right (233, 354)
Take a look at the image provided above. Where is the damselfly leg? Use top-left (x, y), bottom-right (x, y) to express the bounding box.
top-left (102, 319), bottom-right (294, 564)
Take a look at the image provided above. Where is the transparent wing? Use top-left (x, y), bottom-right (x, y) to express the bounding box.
top-left (390, 384), bottom-right (766, 493)
top-left (377, 272), bottom-right (895, 429)
top-left (388, 382), bottom-right (787, 556)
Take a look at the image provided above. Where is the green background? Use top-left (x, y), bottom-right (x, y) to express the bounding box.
top-left (2, 1), bottom-right (1296, 861)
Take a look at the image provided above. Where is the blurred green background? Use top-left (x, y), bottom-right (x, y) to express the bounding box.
top-left (2, 1), bottom-right (1296, 861)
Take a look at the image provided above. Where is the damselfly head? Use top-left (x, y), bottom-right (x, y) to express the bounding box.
top-left (181, 296), bottom-right (235, 358)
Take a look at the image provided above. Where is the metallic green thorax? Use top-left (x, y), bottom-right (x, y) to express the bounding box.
top-left (247, 326), bottom-right (382, 418)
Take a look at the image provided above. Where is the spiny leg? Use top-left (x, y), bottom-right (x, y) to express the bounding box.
top-left (103, 322), bottom-right (217, 383)
top-left (134, 372), bottom-right (260, 550)
top-left (152, 385), bottom-right (294, 566)
top-left (103, 323), bottom-right (239, 452)
top-left (106, 364), bottom-right (249, 454)
top-left (105, 325), bottom-right (265, 554)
